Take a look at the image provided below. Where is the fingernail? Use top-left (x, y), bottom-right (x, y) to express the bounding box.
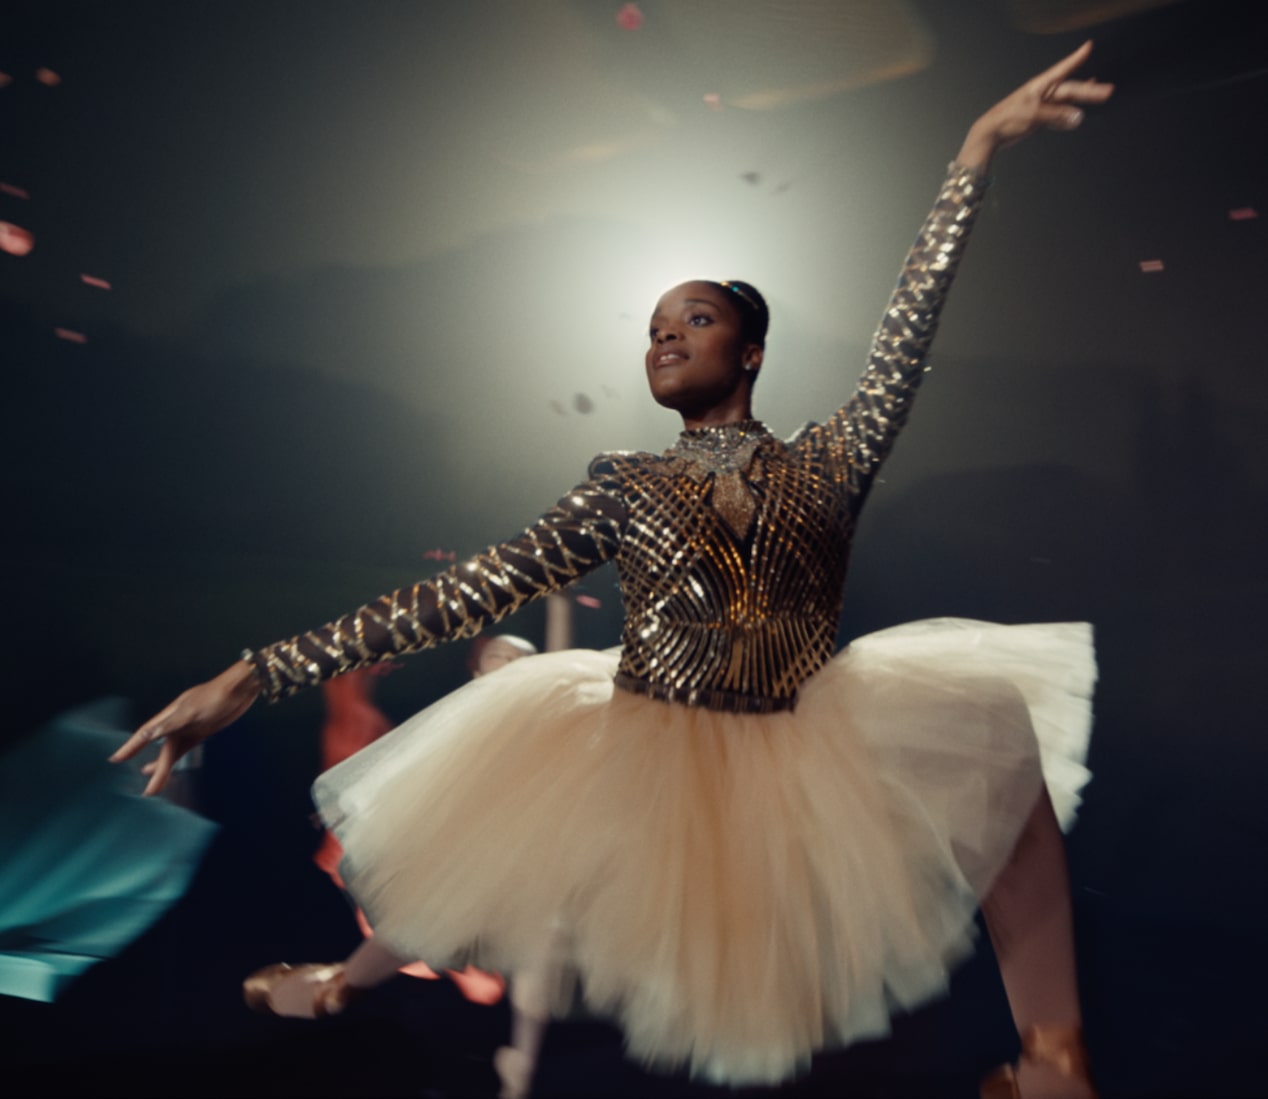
top-left (1068, 109), bottom-right (1084, 127)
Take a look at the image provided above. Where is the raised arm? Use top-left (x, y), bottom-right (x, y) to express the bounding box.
top-left (815, 160), bottom-right (987, 502)
top-left (813, 41), bottom-right (1113, 503)
top-left (112, 476), bottom-right (627, 794)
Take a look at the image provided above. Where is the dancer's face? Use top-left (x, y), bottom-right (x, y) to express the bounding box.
top-left (645, 281), bottom-right (762, 423)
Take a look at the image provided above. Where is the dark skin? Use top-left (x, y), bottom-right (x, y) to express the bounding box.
top-left (645, 281), bottom-right (763, 428)
top-left (112, 42), bottom-right (1113, 800)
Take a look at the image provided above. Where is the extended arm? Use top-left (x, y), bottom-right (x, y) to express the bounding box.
top-left (246, 481), bottom-right (625, 700)
top-left (113, 477), bottom-right (627, 793)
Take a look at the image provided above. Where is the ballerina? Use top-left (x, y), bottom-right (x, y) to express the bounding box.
top-left (113, 42), bottom-right (1113, 1099)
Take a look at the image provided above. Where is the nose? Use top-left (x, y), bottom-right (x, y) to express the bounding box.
top-left (655, 325), bottom-right (680, 344)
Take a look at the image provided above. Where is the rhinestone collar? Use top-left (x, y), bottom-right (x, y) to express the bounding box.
top-left (668, 420), bottom-right (775, 474)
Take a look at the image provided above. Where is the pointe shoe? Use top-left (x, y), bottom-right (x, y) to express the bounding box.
top-left (243, 962), bottom-right (358, 1019)
top-left (980, 1025), bottom-right (1096, 1099)
top-left (494, 1046), bottom-right (534, 1099)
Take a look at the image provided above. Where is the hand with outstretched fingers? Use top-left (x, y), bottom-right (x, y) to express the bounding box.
top-left (110, 660), bottom-right (261, 796)
top-left (957, 41), bottom-right (1115, 173)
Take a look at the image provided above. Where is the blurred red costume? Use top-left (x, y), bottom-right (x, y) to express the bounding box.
top-left (313, 666), bottom-right (504, 1005)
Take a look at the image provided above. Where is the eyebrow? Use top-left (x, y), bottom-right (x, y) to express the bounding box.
top-left (649, 298), bottom-right (722, 321)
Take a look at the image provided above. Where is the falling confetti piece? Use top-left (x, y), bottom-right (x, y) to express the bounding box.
top-left (81, 274), bottom-right (112, 290)
top-left (0, 182), bottom-right (29, 199)
top-left (0, 73), bottom-right (12, 88)
top-left (1228, 207), bottom-right (1259, 221)
top-left (422, 548), bottom-right (457, 562)
top-left (740, 171), bottom-right (761, 186)
top-left (575, 595), bottom-right (602, 609)
top-left (35, 68), bottom-right (62, 86)
top-left (703, 93), bottom-right (722, 111)
top-left (1138, 259), bottom-right (1165, 273)
top-left (0, 221), bottom-right (35, 256)
top-left (573, 392), bottom-right (594, 414)
top-left (615, 3), bottom-right (643, 31)
top-left (54, 328), bottom-right (87, 344)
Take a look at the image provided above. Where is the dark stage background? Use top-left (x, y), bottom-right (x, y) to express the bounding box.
top-left (2, 1), bottom-right (1266, 1095)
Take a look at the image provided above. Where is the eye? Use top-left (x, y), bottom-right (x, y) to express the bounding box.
top-left (687, 313), bottom-right (712, 327)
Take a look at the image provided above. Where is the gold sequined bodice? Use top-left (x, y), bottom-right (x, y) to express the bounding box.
top-left (600, 422), bottom-right (853, 712)
top-left (246, 164), bottom-right (987, 711)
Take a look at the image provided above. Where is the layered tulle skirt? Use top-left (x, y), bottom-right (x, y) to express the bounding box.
top-left (313, 617), bottom-right (1095, 1085)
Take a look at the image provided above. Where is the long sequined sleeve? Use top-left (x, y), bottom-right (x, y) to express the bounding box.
top-left (243, 477), bottom-right (627, 701)
top-left (805, 161), bottom-right (988, 502)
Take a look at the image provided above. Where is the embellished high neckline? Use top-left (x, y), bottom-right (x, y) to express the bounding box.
top-left (674, 419), bottom-right (772, 448)
top-left (663, 421), bottom-right (776, 540)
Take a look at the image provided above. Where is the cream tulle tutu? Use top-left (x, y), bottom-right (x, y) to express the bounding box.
top-left (313, 617), bottom-right (1094, 1085)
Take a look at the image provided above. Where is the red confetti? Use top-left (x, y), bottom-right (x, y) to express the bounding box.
top-left (1228, 207), bottom-right (1259, 221)
top-left (703, 93), bottom-right (723, 111)
top-left (0, 182), bottom-right (28, 199)
top-left (54, 328), bottom-right (87, 344)
top-left (0, 73), bottom-right (12, 89)
top-left (615, 3), bottom-right (643, 31)
top-left (0, 221), bottom-right (34, 256)
top-left (422, 548), bottom-right (457, 562)
top-left (35, 68), bottom-right (61, 86)
top-left (80, 274), bottom-right (112, 290)
top-left (1138, 259), bottom-right (1165, 273)
top-left (575, 595), bottom-right (602, 609)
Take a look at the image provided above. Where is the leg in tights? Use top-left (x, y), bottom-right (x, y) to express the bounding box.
top-left (980, 788), bottom-right (1094, 1099)
top-left (495, 977), bottom-right (551, 1099)
top-left (495, 924), bottom-right (567, 1099)
top-left (345, 936), bottom-right (412, 989)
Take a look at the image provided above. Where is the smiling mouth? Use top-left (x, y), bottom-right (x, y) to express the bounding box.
top-left (654, 351), bottom-right (687, 367)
